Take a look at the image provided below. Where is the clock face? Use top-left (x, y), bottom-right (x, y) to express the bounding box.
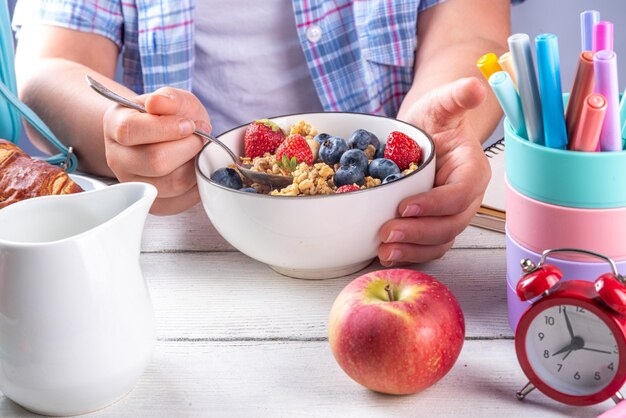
top-left (525, 304), bottom-right (619, 396)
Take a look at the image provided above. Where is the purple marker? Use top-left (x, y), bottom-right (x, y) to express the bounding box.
top-left (593, 21), bottom-right (614, 52)
top-left (594, 50), bottom-right (622, 151)
top-left (580, 10), bottom-right (600, 51)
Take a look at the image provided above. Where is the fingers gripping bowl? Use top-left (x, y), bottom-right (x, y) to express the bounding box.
top-left (195, 112), bottom-right (435, 279)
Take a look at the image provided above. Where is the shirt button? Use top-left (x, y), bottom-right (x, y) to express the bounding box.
top-left (306, 24), bottom-right (323, 43)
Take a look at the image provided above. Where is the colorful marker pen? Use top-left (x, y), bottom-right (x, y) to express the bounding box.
top-left (498, 52), bottom-right (518, 89)
top-left (489, 71), bottom-right (526, 138)
top-left (593, 21), bottom-right (614, 52)
top-left (536, 34), bottom-right (567, 149)
top-left (580, 10), bottom-right (600, 51)
top-left (620, 86), bottom-right (626, 144)
top-left (570, 94), bottom-right (606, 152)
top-left (508, 33), bottom-right (544, 145)
top-left (565, 51), bottom-right (595, 143)
top-left (594, 50), bottom-right (622, 151)
top-left (477, 53), bottom-right (503, 81)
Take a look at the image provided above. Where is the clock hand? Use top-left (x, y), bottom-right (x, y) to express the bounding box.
top-left (552, 336), bottom-right (584, 359)
top-left (562, 306), bottom-right (575, 339)
top-left (580, 347), bottom-right (612, 355)
top-left (552, 343), bottom-right (575, 357)
top-left (562, 348), bottom-right (574, 360)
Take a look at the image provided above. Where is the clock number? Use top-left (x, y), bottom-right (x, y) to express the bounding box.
top-left (543, 350), bottom-right (550, 358)
top-left (609, 362), bottom-right (615, 371)
top-left (614, 346), bottom-right (619, 354)
top-left (574, 372), bottom-right (581, 380)
top-left (538, 332), bottom-right (544, 341)
top-left (544, 316), bottom-right (555, 326)
top-left (575, 307), bottom-right (585, 313)
top-left (557, 363), bottom-right (563, 372)
top-left (595, 372), bottom-right (601, 381)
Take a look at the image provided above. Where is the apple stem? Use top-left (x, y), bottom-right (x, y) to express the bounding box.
top-left (385, 283), bottom-right (395, 302)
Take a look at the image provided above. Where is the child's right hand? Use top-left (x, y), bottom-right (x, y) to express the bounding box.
top-left (102, 87), bottom-right (212, 215)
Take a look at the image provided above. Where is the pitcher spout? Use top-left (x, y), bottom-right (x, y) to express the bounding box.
top-left (0, 182), bottom-right (157, 245)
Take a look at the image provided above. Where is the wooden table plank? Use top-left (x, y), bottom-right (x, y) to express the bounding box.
top-left (0, 340), bottom-right (609, 417)
top-left (140, 204), bottom-right (506, 253)
top-left (144, 249), bottom-right (512, 341)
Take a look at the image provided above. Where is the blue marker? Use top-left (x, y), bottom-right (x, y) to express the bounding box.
top-left (508, 33), bottom-right (544, 145)
top-left (580, 10), bottom-right (600, 51)
top-left (620, 86), bottom-right (626, 147)
top-left (489, 71), bottom-right (527, 138)
top-left (536, 33), bottom-right (568, 149)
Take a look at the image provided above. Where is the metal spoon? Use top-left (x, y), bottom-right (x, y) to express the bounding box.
top-left (85, 75), bottom-right (294, 189)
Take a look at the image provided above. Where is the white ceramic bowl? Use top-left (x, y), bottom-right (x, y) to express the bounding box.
top-left (196, 112), bottom-right (436, 279)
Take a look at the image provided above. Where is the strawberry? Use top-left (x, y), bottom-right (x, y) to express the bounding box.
top-left (336, 184), bottom-right (360, 193)
top-left (244, 119), bottom-right (286, 159)
top-left (275, 134), bottom-right (313, 173)
top-left (384, 131), bottom-right (422, 171)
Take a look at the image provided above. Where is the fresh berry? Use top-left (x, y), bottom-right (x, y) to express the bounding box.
top-left (319, 136), bottom-right (348, 165)
top-left (275, 134), bottom-right (314, 169)
top-left (384, 131), bottom-right (421, 171)
top-left (240, 187), bottom-right (257, 193)
top-left (314, 133), bottom-right (331, 144)
top-left (348, 129), bottom-right (380, 152)
top-left (243, 119), bottom-right (285, 159)
top-left (334, 165), bottom-right (365, 187)
top-left (375, 143), bottom-right (386, 159)
top-left (339, 149), bottom-right (369, 175)
top-left (368, 158), bottom-right (400, 180)
top-left (336, 184), bottom-right (361, 193)
top-left (211, 167), bottom-right (243, 189)
top-left (382, 173), bottom-right (403, 184)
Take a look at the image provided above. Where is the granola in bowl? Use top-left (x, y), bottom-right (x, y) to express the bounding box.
top-left (211, 118), bottom-right (422, 196)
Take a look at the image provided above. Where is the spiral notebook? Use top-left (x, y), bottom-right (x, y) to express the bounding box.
top-left (470, 138), bottom-right (506, 233)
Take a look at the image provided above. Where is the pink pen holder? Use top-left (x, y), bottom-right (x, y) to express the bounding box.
top-left (506, 178), bottom-right (626, 262)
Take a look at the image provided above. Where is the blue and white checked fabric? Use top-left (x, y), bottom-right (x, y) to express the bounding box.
top-left (13, 0), bottom-right (444, 116)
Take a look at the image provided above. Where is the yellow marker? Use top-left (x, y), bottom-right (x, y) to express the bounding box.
top-left (498, 51), bottom-right (518, 89)
top-left (476, 52), bottom-right (503, 80)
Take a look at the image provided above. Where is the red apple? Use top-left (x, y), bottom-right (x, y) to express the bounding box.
top-left (328, 268), bottom-right (465, 395)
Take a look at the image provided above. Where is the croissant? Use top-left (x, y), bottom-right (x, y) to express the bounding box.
top-left (0, 140), bottom-right (83, 209)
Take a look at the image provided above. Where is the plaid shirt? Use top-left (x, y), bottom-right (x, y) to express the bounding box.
top-left (13, 0), bottom-right (443, 116)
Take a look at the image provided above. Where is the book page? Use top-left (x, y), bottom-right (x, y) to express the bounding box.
top-left (482, 140), bottom-right (506, 213)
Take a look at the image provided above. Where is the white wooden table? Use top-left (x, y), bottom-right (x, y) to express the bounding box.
top-left (0, 205), bottom-right (615, 417)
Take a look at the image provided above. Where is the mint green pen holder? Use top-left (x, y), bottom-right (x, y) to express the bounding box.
top-left (504, 116), bottom-right (626, 209)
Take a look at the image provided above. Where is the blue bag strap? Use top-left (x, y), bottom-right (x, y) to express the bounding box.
top-left (0, 0), bottom-right (78, 172)
top-left (0, 0), bottom-right (21, 143)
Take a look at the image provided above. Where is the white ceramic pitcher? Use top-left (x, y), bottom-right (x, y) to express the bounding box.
top-left (0, 182), bottom-right (157, 416)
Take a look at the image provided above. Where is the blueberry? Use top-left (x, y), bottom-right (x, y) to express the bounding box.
top-left (211, 167), bottom-right (243, 189)
top-left (382, 173), bottom-right (403, 184)
top-left (339, 149), bottom-right (369, 174)
top-left (375, 143), bottom-right (386, 159)
top-left (369, 158), bottom-right (400, 180)
top-left (319, 136), bottom-right (348, 165)
top-left (240, 187), bottom-right (257, 193)
top-left (334, 165), bottom-right (365, 187)
top-left (348, 129), bottom-right (380, 152)
top-left (313, 133), bottom-right (331, 144)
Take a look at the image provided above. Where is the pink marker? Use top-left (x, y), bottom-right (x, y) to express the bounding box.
top-left (570, 93), bottom-right (606, 152)
top-left (594, 50), bottom-right (622, 151)
top-left (593, 21), bottom-right (614, 52)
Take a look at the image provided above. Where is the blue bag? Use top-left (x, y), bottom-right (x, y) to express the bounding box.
top-left (0, 0), bottom-right (77, 172)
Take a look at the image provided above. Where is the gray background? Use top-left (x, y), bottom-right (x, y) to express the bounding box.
top-left (6, 0), bottom-right (626, 154)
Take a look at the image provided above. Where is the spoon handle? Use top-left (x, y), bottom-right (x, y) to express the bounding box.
top-left (85, 75), bottom-right (240, 163)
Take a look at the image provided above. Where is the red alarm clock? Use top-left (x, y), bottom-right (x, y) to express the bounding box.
top-left (514, 248), bottom-right (626, 407)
